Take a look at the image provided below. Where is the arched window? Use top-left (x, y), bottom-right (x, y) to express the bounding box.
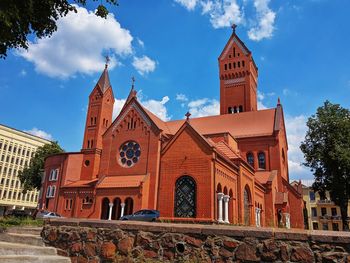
top-left (239, 105), bottom-right (243, 112)
top-left (233, 106), bottom-right (237, 113)
top-left (51, 186), bottom-right (56, 197)
top-left (174, 176), bottom-right (196, 218)
top-left (228, 107), bottom-right (233, 114)
top-left (258, 152), bottom-right (266, 169)
top-left (46, 186), bottom-right (51, 197)
top-left (244, 186), bottom-right (251, 225)
top-left (246, 152), bottom-right (254, 167)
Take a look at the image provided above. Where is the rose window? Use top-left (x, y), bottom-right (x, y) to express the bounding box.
top-left (119, 141), bottom-right (141, 167)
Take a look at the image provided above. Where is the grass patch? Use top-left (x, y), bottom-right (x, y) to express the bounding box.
top-left (0, 216), bottom-right (43, 229)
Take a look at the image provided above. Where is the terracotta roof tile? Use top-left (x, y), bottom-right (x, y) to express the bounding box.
top-left (97, 174), bottom-right (148, 189)
top-left (64, 179), bottom-right (98, 188)
top-left (214, 141), bottom-right (240, 159)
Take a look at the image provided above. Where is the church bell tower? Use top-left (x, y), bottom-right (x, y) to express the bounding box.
top-left (218, 25), bottom-right (258, 114)
top-left (81, 60), bottom-right (114, 180)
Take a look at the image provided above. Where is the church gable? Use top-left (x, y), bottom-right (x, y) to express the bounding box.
top-left (162, 123), bottom-right (213, 159)
top-left (219, 35), bottom-right (250, 61)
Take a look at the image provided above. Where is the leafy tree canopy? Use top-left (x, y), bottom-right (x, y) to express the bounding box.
top-left (0, 0), bottom-right (118, 58)
top-left (300, 100), bottom-right (350, 229)
top-left (18, 141), bottom-right (64, 191)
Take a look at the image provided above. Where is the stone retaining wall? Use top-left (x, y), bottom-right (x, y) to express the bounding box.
top-left (42, 219), bottom-right (350, 262)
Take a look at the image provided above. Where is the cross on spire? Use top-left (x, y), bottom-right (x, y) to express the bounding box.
top-left (231, 24), bottom-right (237, 33)
top-left (185, 111), bottom-right (191, 121)
top-left (105, 55), bottom-right (110, 69)
top-left (131, 76), bottom-right (135, 89)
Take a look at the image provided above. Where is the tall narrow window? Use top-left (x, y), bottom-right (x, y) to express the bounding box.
top-left (233, 106), bottom-right (237, 113)
top-left (242, 60), bottom-right (245, 67)
top-left (239, 105), bottom-right (243, 112)
top-left (228, 107), bottom-right (233, 114)
top-left (90, 117), bottom-right (93, 125)
top-left (224, 64), bottom-right (227, 70)
top-left (174, 176), bottom-right (196, 218)
top-left (246, 152), bottom-right (254, 167)
top-left (258, 152), bottom-right (266, 169)
top-left (87, 140), bottom-right (90, 148)
top-left (106, 120), bottom-right (108, 127)
top-left (233, 47), bottom-right (236, 57)
top-left (238, 61), bottom-right (241, 67)
top-left (233, 62), bottom-right (236, 68)
top-left (229, 63), bottom-right (232, 69)
top-left (94, 117), bottom-right (97, 124)
top-left (91, 140), bottom-right (94, 148)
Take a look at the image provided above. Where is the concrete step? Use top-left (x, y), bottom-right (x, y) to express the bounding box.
top-left (6, 227), bottom-right (42, 236)
top-left (0, 233), bottom-right (44, 246)
top-left (0, 241), bottom-right (57, 256)
top-left (0, 255), bottom-right (71, 263)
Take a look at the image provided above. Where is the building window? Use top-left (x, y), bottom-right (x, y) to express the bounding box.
top-left (331, 207), bottom-right (337, 216)
top-left (258, 152), bottom-right (266, 169)
top-left (239, 105), bottom-right (243, 112)
top-left (46, 186), bottom-right (51, 198)
top-left (332, 223), bottom-right (339, 231)
top-left (322, 223), bottom-right (329, 230)
top-left (224, 64), bottom-right (227, 70)
top-left (51, 186), bottom-right (56, 197)
top-left (49, 169), bottom-right (59, 181)
top-left (174, 176), bottom-right (196, 218)
top-left (65, 199), bottom-right (73, 210)
top-left (309, 191), bottom-right (315, 202)
top-left (321, 207), bottom-right (327, 216)
top-left (246, 152), bottom-right (254, 167)
top-left (311, 207), bottom-right (317, 217)
top-left (312, 222), bottom-right (319, 230)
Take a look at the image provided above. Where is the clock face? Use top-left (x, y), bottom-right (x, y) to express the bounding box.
top-left (118, 141), bottom-right (141, 168)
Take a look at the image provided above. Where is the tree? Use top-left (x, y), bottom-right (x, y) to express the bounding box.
top-left (0, 0), bottom-right (118, 58)
top-left (18, 141), bottom-right (64, 191)
top-left (300, 101), bottom-right (350, 230)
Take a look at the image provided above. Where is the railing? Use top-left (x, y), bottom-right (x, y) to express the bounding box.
top-left (331, 215), bottom-right (341, 220)
top-left (319, 215), bottom-right (332, 220)
top-left (317, 199), bottom-right (334, 205)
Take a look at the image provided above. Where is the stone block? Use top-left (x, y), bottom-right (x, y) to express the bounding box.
top-left (235, 243), bottom-right (260, 262)
top-left (290, 246), bottom-right (314, 263)
top-left (101, 241), bottom-right (116, 259)
top-left (117, 236), bottom-right (134, 255)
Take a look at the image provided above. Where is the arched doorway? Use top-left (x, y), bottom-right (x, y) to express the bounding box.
top-left (124, 197), bottom-right (133, 216)
top-left (101, 197), bottom-right (110, 220)
top-left (174, 175), bottom-right (196, 218)
top-left (244, 186), bottom-right (251, 225)
top-left (112, 197), bottom-right (121, 220)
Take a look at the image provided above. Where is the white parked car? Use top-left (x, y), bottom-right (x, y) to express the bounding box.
top-left (36, 211), bottom-right (63, 219)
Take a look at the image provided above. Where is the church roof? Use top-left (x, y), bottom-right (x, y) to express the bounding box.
top-left (97, 174), bottom-right (149, 188)
top-left (164, 108), bottom-right (277, 138)
top-left (96, 66), bottom-right (111, 93)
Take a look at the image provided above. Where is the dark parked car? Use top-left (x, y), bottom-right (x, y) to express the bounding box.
top-left (120, 209), bottom-right (160, 222)
top-left (5, 209), bottom-right (30, 218)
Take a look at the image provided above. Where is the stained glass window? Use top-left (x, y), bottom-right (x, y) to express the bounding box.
top-left (174, 176), bottom-right (196, 218)
top-left (119, 141), bottom-right (141, 168)
top-left (246, 152), bottom-right (254, 167)
top-left (258, 152), bottom-right (266, 169)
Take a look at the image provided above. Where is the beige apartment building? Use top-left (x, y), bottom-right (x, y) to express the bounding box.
top-left (0, 124), bottom-right (51, 215)
top-left (294, 180), bottom-right (350, 231)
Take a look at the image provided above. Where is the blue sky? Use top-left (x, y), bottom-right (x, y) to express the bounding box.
top-left (0, 0), bottom-right (349, 180)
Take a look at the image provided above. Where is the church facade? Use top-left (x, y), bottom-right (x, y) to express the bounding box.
top-left (40, 28), bottom-right (304, 228)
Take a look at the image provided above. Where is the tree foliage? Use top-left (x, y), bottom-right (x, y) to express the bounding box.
top-left (0, 0), bottom-right (118, 58)
top-left (300, 101), bottom-right (350, 230)
top-left (18, 142), bottom-right (64, 191)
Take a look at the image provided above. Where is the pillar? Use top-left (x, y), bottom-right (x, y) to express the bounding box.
top-left (120, 203), bottom-right (125, 217)
top-left (108, 203), bottom-right (113, 220)
top-left (217, 193), bottom-right (224, 223)
top-left (223, 195), bottom-right (230, 223)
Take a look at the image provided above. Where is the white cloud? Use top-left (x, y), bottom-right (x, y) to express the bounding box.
top-left (285, 115), bottom-right (312, 180)
top-left (188, 98), bottom-right (220, 117)
top-left (137, 38), bottom-right (145, 48)
top-left (174, 0), bottom-right (276, 41)
top-left (113, 96), bottom-right (170, 121)
top-left (19, 69), bottom-right (27, 76)
top-left (248, 0), bottom-right (276, 41)
top-left (176, 93), bottom-right (189, 102)
top-left (24, 128), bottom-right (53, 140)
top-left (175, 0), bottom-right (199, 10)
top-left (18, 6), bottom-right (133, 78)
top-left (132, 56), bottom-right (156, 75)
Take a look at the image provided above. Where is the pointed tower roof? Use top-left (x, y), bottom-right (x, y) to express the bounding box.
top-left (96, 64), bottom-right (111, 93)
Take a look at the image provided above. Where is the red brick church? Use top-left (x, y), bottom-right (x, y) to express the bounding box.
top-left (41, 27), bottom-right (304, 228)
